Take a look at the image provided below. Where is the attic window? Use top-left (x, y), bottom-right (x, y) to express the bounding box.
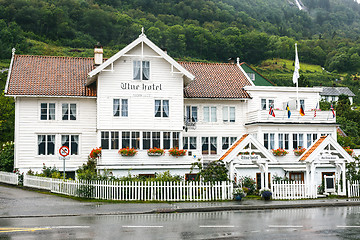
top-left (133, 61), bottom-right (150, 80)
top-left (247, 73), bottom-right (255, 81)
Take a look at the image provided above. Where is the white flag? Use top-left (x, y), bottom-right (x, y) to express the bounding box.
top-left (292, 43), bottom-right (300, 84)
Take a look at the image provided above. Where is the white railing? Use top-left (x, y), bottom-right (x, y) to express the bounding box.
top-left (0, 171), bottom-right (18, 185)
top-left (246, 110), bottom-right (336, 124)
top-left (23, 175), bottom-right (52, 190)
top-left (271, 180), bottom-right (317, 200)
top-left (347, 180), bottom-right (360, 197)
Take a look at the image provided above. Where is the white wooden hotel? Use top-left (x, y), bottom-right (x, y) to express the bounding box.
top-left (4, 32), bottom-right (354, 194)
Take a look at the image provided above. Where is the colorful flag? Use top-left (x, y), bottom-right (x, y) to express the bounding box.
top-left (299, 104), bottom-right (305, 116)
top-left (269, 106), bottom-right (275, 117)
top-left (292, 43), bottom-right (300, 85)
top-left (286, 103), bottom-right (291, 118)
top-left (330, 104), bottom-right (335, 118)
top-left (314, 103), bottom-right (318, 118)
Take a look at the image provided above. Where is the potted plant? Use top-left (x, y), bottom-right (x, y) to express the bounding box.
top-left (294, 147), bottom-right (306, 156)
top-left (343, 146), bottom-right (354, 156)
top-left (260, 189), bottom-right (272, 200)
top-left (271, 148), bottom-right (288, 156)
top-left (89, 147), bottom-right (102, 159)
top-left (168, 148), bottom-right (187, 156)
top-left (147, 147), bottom-right (164, 156)
top-left (233, 188), bottom-right (245, 201)
top-left (118, 147), bottom-right (138, 156)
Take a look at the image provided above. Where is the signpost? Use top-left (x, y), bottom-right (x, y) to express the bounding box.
top-left (59, 146), bottom-right (70, 180)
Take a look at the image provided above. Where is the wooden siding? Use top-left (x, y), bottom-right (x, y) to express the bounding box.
top-left (15, 97), bottom-right (97, 171)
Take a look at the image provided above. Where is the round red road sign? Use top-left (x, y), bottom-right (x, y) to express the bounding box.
top-left (59, 146), bottom-right (70, 157)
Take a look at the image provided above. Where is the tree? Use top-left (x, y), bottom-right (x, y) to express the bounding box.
top-left (191, 160), bottom-right (229, 182)
top-left (0, 142), bottom-right (14, 172)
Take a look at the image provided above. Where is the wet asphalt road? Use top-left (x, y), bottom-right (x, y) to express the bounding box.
top-left (1, 185), bottom-right (360, 239)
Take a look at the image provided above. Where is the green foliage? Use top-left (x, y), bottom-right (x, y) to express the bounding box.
top-left (346, 156), bottom-right (360, 182)
top-left (239, 176), bottom-right (257, 195)
top-left (0, 72), bottom-right (15, 144)
top-left (0, 142), bottom-right (14, 172)
top-left (191, 160), bottom-right (229, 182)
top-left (76, 158), bottom-right (98, 180)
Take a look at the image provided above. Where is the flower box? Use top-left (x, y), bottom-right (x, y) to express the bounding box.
top-left (168, 148), bottom-right (187, 156)
top-left (90, 147), bottom-right (102, 159)
top-left (118, 147), bottom-right (138, 156)
top-left (147, 148), bottom-right (164, 156)
top-left (294, 147), bottom-right (306, 156)
top-left (271, 148), bottom-right (288, 156)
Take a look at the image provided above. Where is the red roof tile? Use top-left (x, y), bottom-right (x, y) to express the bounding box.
top-left (300, 136), bottom-right (327, 161)
top-left (219, 134), bottom-right (249, 161)
top-left (6, 55), bottom-right (96, 97)
top-left (179, 62), bottom-right (252, 99)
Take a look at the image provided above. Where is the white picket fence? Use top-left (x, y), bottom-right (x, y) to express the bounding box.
top-left (271, 180), bottom-right (317, 200)
top-left (23, 175), bottom-right (52, 190)
top-left (0, 171), bottom-right (18, 185)
top-left (347, 180), bottom-right (360, 197)
top-left (23, 175), bottom-right (233, 201)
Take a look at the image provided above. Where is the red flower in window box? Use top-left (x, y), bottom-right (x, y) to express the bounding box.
top-left (168, 148), bottom-right (187, 156)
top-left (294, 147), bottom-right (306, 156)
top-left (147, 148), bottom-right (164, 156)
top-left (271, 148), bottom-right (288, 156)
top-left (89, 147), bottom-right (102, 159)
top-left (118, 147), bottom-right (138, 156)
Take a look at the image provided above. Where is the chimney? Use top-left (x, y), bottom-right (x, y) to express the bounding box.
top-left (228, 57), bottom-right (235, 64)
top-left (94, 43), bottom-right (103, 66)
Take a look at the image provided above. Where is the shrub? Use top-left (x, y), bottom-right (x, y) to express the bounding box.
top-left (240, 176), bottom-right (256, 195)
top-left (0, 142), bottom-right (14, 172)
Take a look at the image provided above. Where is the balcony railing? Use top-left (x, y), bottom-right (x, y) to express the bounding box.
top-left (246, 110), bottom-right (336, 124)
top-left (184, 117), bottom-right (197, 130)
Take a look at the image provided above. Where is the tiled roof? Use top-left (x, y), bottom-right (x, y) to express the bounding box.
top-left (318, 87), bottom-right (355, 97)
top-left (219, 134), bottom-right (249, 161)
top-left (179, 62), bottom-right (252, 99)
top-left (6, 55), bottom-right (97, 97)
top-left (299, 136), bottom-right (327, 161)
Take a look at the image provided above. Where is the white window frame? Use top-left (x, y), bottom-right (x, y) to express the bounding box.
top-left (183, 136), bottom-right (197, 150)
top-left (61, 134), bottom-right (79, 155)
top-left (37, 135), bottom-right (55, 155)
top-left (260, 99), bottom-right (274, 110)
top-left (202, 136), bottom-right (217, 155)
top-left (133, 60), bottom-right (150, 80)
top-left (203, 106), bottom-right (217, 122)
top-left (223, 106), bottom-right (235, 123)
top-left (113, 99), bottom-right (128, 117)
top-left (40, 103), bottom-right (55, 120)
top-left (155, 100), bottom-right (169, 118)
top-left (185, 106), bottom-right (198, 122)
top-left (62, 103), bottom-right (77, 121)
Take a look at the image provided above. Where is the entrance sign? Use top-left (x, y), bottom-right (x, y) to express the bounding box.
top-left (59, 146), bottom-right (70, 157)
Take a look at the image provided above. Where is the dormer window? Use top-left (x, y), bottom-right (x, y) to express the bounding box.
top-left (133, 61), bottom-right (150, 80)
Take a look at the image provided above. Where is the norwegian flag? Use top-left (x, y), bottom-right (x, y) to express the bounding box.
top-left (330, 104), bottom-right (335, 118)
top-left (314, 103), bottom-right (318, 118)
top-left (269, 106), bottom-right (275, 117)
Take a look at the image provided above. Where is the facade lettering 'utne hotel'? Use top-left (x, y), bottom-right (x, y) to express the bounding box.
top-left (4, 32), bottom-right (354, 194)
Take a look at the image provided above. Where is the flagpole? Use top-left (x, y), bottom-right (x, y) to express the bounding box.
top-left (296, 76), bottom-right (299, 111)
top-left (293, 43), bottom-right (300, 111)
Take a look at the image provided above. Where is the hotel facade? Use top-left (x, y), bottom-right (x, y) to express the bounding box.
top-left (5, 33), bottom-right (353, 194)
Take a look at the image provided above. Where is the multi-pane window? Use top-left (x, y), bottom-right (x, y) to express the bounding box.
top-left (40, 103), bottom-right (55, 120)
top-left (223, 106), bottom-right (235, 122)
top-left (38, 135), bottom-right (55, 155)
top-left (113, 99), bottom-right (128, 117)
top-left (61, 135), bottom-right (79, 155)
top-left (133, 61), bottom-right (150, 80)
top-left (279, 134), bottom-right (284, 149)
top-left (173, 132), bottom-right (180, 149)
top-left (202, 137), bottom-right (217, 155)
top-left (111, 131), bottom-right (119, 149)
top-left (131, 132), bottom-right (140, 149)
top-left (155, 100), bottom-right (169, 118)
top-left (122, 131), bottom-right (130, 148)
top-left (248, 73), bottom-right (255, 81)
top-left (293, 133), bottom-right (304, 149)
top-left (307, 134), bottom-right (312, 148)
top-left (152, 132), bottom-right (160, 148)
top-left (143, 132), bottom-right (151, 149)
top-left (62, 103), bottom-right (76, 120)
top-left (183, 137), bottom-right (197, 150)
top-left (185, 106), bottom-right (198, 122)
top-left (264, 133), bottom-right (275, 150)
top-left (222, 137), bottom-right (229, 150)
top-left (101, 131), bottom-right (109, 150)
top-left (230, 137), bottom-right (237, 145)
top-left (163, 132), bottom-right (171, 149)
top-left (203, 107), bottom-right (217, 122)
top-left (261, 99), bottom-right (274, 110)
